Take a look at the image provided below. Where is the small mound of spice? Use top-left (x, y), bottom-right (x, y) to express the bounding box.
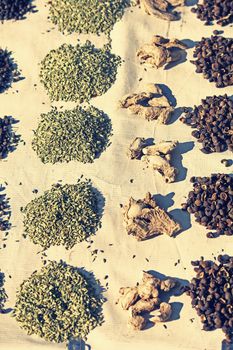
top-left (23, 178), bottom-right (102, 249)
top-left (0, 185), bottom-right (11, 233)
top-left (0, 48), bottom-right (20, 93)
top-left (32, 106), bottom-right (112, 164)
top-left (0, 116), bottom-right (20, 159)
top-left (0, 270), bottom-right (7, 311)
top-left (180, 95), bottom-right (233, 154)
top-left (0, 0), bottom-right (34, 21)
top-left (191, 36), bottom-right (233, 88)
top-left (13, 260), bottom-right (104, 342)
top-left (191, 0), bottom-right (233, 26)
top-left (49, 0), bottom-right (130, 35)
top-left (182, 174), bottom-right (233, 238)
top-left (187, 255), bottom-right (233, 343)
top-left (40, 41), bottom-right (121, 102)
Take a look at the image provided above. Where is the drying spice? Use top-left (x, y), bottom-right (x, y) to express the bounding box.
top-left (191, 0), bottom-right (233, 26)
top-left (0, 48), bottom-right (20, 93)
top-left (0, 185), bottom-right (11, 233)
top-left (187, 255), bottom-right (233, 343)
top-left (0, 0), bottom-right (34, 21)
top-left (119, 83), bottom-right (174, 123)
top-left (13, 261), bottom-right (104, 342)
top-left (180, 95), bottom-right (233, 154)
top-left (137, 35), bottom-right (187, 69)
top-left (0, 270), bottom-right (7, 311)
top-left (128, 137), bottom-right (178, 182)
top-left (22, 178), bottom-right (102, 249)
top-left (191, 36), bottom-right (233, 88)
top-left (137, 0), bottom-right (184, 20)
top-left (32, 106), bottom-right (112, 164)
top-left (117, 271), bottom-right (177, 330)
top-left (40, 41), bottom-right (121, 102)
top-left (182, 174), bottom-right (233, 238)
top-left (0, 116), bottom-right (20, 159)
top-left (123, 192), bottom-right (181, 241)
top-left (49, 0), bottom-right (130, 35)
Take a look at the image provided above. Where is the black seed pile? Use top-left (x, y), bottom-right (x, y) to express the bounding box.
top-left (191, 0), bottom-right (233, 26)
top-left (0, 116), bottom-right (20, 159)
top-left (191, 36), bottom-right (233, 88)
top-left (187, 255), bottom-right (233, 343)
top-left (0, 0), bottom-right (35, 21)
top-left (0, 185), bottom-right (11, 232)
top-left (0, 49), bottom-right (20, 93)
top-left (182, 174), bottom-right (233, 238)
top-left (180, 95), bottom-right (233, 154)
top-left (0, 270), bottom-right (7, 310)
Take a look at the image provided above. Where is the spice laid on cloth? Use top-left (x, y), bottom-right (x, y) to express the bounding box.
top-left (137, 35), bottom-right (187, 69)
top-left (191, 36), bottom-right (233, 88)
top-left (0, 0), bottom-right (35, 21)
top-left (40, 41), bottom-right (121, 102)
top-left (32, 106), bottom-right (112, 164)
top-left (191, 0), bottom-right (233, 26)
top-left (182, 174), bottom-right (233, 238)
top-left (0, 270), bottom-right (7, 311)
top-left (180, 95), bottom-right (233, 154)
top-left (22, 178), bottom-right (103, 249)
top-left (128, 138), bottom-right (178, 183)
top-left (119, 83), bottom-right (174, 123)
top-left (116, 271), bottom-right (178, 330)
top-left (122, 192), bottom-right (181, 240)
top-left (0, 116), bottom-right (20, 159)
top-left (0, 48), bottom-right (20, 93)
top-left (0, 185), bottom-right (11, 233)
top-left (48, 0), bottom-right (130, 35)
top-left (13, 260), bottom-right (104, 342)
top-left (187, 255), bottom-right (233, 343)
top-left (137, 0), bottom-right (184, 21)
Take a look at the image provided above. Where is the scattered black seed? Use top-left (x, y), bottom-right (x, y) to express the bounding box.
top-left (109, 243), bottom-right (113, 246)
top-left (100, 250), bottom-right (104, 253)
top-left (133, 255), bottom-right (136, 259)
top-left (221, 159), bottom-right (232, 167)
top-left (8, 275), bottom-right (11, 279)
top-left (191, 36), bottom-right (233, 88)
top-left (139, 78), bottom-right (142, 82)
top-left (190, 318), bottom-right (194, 323)
top-left (191, 1), bottom-right (233, 26)
top-left (180, 95), bottom-right (233, 154)
top-left (130, 179), bottom-right (134, 183)
top-left (120, 203), bottom-right (123, 208)
top-left (3, 244), bottom-right (6, 248)
top-left (187, 256), bottom-right (233, 343)
top-left (103, 259), bottom-right (107, 263)
top-left (145, 258), bottom-right (149, 262)
top-left (19, 182), bottom-right (22, 185)
top-left (32, 189), bottom-right (38, 194)
top-left (104, 275), bottom-right (108, 280)
top-left (163, 324), bottom-right (167, 329)
top-left (183, 174), bottom-right (233, 237)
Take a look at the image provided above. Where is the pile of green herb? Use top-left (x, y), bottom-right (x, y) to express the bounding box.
top-left (13, 261), bottom-right (104, 342)
top-left (0, 270), bottom-right (7, 311)
top-left (49, 0), bottom-right (130, 35)
top-left (22, 178), bottom-right (102, 249)
top-left (32, 106), bottom-right (112, 164)
top-left (40, 41), bottom-right (121, 102)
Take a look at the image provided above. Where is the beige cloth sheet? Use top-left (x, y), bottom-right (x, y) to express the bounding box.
top-left (0, 1), bottom-right (233, 349)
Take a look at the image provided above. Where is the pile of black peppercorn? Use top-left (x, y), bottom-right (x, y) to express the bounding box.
top-left (191, 36), bottom-right (233, 88)
top-left (180, 95), bottom-right (233, 154)
top-left (0, 116), bottom-right (20, 159)
top-left (191, 0), bottom-right (233, 26)
top-left (0, 0), bottom-right (34, 21)
top-left (0, 48), bottom-right (20, 93)
top-left (187, 255), bottom-right (233, 343)
top-left (182, 174), bottom-right (233, 238)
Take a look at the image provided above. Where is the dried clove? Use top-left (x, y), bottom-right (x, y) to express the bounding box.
top-left (137, 35), bottom-right (187, 69)
top-left (122, 192), bottom-right (181, 241)
top-left (180, 95), bottom-right (233, 154)
top-left (191, 36), bottom-right (233, 88)
top-left (119, 83), bottom-right (174, 123)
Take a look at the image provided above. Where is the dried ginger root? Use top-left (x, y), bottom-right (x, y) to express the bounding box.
top-left (137, 35), bottom-right (187, 69)
top-left (123, 192), bottom-right (181, 241)
top-left (117, 271), bottom-right (176, 331)
top-left (119, 83), bottom-right (174, 123)
top-left (140, 0), bottom-right (184, 20)
top-left (151, 302), bottom-right (172, 323)
top-left (128, 137), bottom-right (178, 183)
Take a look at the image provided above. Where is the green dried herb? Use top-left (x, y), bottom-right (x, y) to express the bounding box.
top-left (13, 260), bottom-right (104, 342)
top-left (49, 0), bottom-right (130, 35)
top-left (0, 270), bottom-right (7, 311)
top-left (40, 41), bottom-right (121, 102)
top-left (23, 178), bottom-right (103, 249)
top-left (32, 106), bottom-right (112, 164)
